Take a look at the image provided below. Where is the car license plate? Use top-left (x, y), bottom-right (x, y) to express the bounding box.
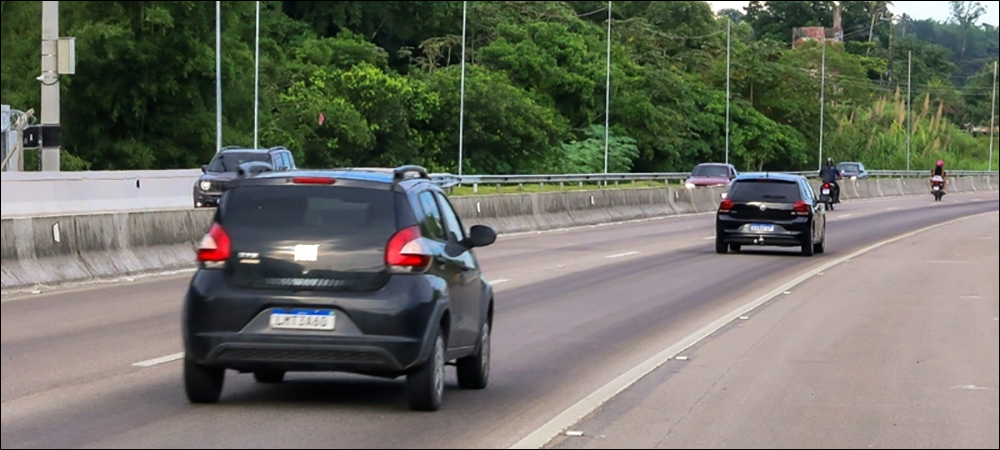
top-left (933, 186), bottom-right (940, 191)
top-left (270, 309), bottom-right (336, 331)
top-left (750, 224), bottom-right (775, 233)
top-left (822, 188), bottom-right (830, 195)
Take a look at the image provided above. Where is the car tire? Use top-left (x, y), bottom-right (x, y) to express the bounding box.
top-left (185, 358), bottom-right (225, 404)
top-left (457, 323), bottom-right (491, 390)
top-left (801, 233), bottom-right (816, 257)
top-left (715, 238), bottom-right (729, 255)
top-left (814, 238), bottom-right (825, 254)
top-left (253, 371), bottom-right (285, 384)
top-left (730, 244), bottom-right (742, 253)
top-left (408, 332), bottom-right (446, 412)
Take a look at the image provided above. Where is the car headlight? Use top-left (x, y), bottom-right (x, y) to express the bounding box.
top-left (200, 181), bottom-right (212, 191)
top-left (685, 183), bottom-right (696, 189)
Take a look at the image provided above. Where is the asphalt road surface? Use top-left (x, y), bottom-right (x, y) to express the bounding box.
top-left (2, 192), bottom-right (997, 449)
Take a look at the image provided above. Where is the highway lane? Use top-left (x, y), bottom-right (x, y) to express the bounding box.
top-left (548, 211), bottom-right (999, 449)
top-left (1, 192), bottom-right (997, 449)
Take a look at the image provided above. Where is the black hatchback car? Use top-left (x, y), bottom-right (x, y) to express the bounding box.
top-left (183, 166), bottom-right (498, 411)
top-left (193, 147), bottom-right (296, 208)
top-left (716, 173), bottom-right (826, 256)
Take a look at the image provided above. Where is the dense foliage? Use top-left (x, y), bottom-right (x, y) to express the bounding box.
top-left (1, 1), bottom-right (997, 173)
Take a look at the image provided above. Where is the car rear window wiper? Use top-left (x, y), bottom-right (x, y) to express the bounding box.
top-left (761, 195), bottom-right (787, 199)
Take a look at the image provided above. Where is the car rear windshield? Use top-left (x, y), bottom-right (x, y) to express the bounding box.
top-left (208, 152), bottom-right (271, 173)
top-left (838, 164), bottom-right (860, 173)
top-left (219, 185), bottom-right (400, 291)
top-left (692, 165), bottom-right (730, 177)
top-left (728, 180), bottom-right (802, 203)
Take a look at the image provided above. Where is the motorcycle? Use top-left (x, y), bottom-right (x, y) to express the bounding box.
top-left (819, 182), bottom-right (835, 211)
top-left (931, 176), bottom-right (945, 202)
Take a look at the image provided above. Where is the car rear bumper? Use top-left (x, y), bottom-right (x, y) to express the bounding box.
top-left (717, 220), bottom-right (810, 247)
top-left (183, 272), bottom-right (445, 377)
top-left (188, 333), bottom-right (422, 376)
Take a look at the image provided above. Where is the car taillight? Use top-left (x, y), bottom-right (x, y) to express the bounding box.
top-left (719, 199), bottom-right (735, 214)
top-left (386, 226), bottom-right (432, 273)
top-left (793, 201), bottom-right (810, 216)
top-left (292, 177), bottom-right (336, 185)
top-left (197, 223), bottom-right (231, 263)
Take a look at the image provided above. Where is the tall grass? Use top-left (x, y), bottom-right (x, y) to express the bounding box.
top-left (827, 93), bottom-right (996, 171)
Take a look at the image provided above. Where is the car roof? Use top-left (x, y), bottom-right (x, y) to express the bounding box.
top-left (733, 173), bottom-right (804, 183)
top-left (216, 147), bottom-right (287, 155)
top-left (246, 169), bottom-right (436, 187)
top-left (694, 163), bottom-right (732, 168)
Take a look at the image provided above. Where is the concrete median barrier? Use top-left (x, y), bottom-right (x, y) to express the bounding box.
top-left (1, 177), bottom-right (996, 290)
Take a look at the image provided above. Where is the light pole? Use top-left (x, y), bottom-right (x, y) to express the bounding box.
top-left (990, 60), bottom-right (997, 171)
top-left (604, 0), bottom-right (612, 175)
top-left (216, 1), bottom-right (222, 153)
top-left (818, 35), bottom-right (826, 171)
top-left (907, 51), bottom-right (912, 172)
top-left (458, 0), bottom-right (467, 176)
top-left (253, 0), bottom-right (260, 149)
top-left (725, 18), bottom-right (731, 166)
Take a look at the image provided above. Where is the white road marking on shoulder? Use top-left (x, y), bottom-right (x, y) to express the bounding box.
top-left (606, 251), bottom-right (640, 259)
top-left (133, 353), bottom-right (184, 368)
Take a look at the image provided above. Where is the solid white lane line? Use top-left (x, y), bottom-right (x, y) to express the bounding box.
top-left (133, 353), bottom-right (184, 368)
top-left (509, 211), bottom-right (995, 450)
top-left (606, 251), bottom-right (640, 259)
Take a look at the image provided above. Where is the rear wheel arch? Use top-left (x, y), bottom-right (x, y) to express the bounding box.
top-left (439, 310), bottom-right (452, 346)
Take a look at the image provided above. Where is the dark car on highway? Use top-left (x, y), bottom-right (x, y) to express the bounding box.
top-left (685, 163), bottom-right (738, 189)
top-left (193, 147), bottom-right (296, 208)
top-left (183, 165), bottom-right (498, 412)
top-left (836, 162), bottom-right (869, 180)
top-left (716, 173), bottom-right (826, 257)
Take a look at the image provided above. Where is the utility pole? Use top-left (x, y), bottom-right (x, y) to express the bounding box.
top-left (990, 60), bottom-right (997, 172)
top-left (40, 1), bottom-right (61, 171)
top-left (818, 35), bottom-right (826, 171)
top-left (907, 51), bottom-right (912, 172)
top-left (458, 0), bottom-right (467, 176)
top-left (604, 0), bottom-right (612, 175)
top-left (725, 18), bottom-right (731, 167)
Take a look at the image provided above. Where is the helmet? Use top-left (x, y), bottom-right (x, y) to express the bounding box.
top-left (936, 160), bottom-right (944, 167)
top-left (827, 157), bottom-right (835, 166)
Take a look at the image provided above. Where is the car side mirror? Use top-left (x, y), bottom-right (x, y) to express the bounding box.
top-left (464, 225), bottom-right (497, 249)
top-left (201, 165), bottom-right (208, 173)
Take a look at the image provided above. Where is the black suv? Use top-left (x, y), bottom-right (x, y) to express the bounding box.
top-left (193, 146), bottom-right (296, 208)
top-left (716, 173), bottom-right (826, 257)
top-left (183, 166), bottom-right (498, 412)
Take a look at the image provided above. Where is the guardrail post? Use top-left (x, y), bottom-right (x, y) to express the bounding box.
top-left (473, 183), bottom-right (478, 194)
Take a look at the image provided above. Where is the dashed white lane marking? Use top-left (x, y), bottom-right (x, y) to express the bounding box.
top-left (606, 251), bottom-right (640, 259)
top-left (133, 353), bottom-right (184, 368)
top-left (492, 279), bottom-right (512, 285)
top-left (886, 207), bottom-right (901, 211)
top-left (837, 213), bottom-right (854, 219)
top-left (951, 385), bottom-right (994, 391)
top-left (509, 211), bottom-right (994, 450)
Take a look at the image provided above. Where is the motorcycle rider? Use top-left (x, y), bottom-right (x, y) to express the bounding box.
top-left (819, 157), bottom-right (842, 204)
top-left (930, 159), bottom-right (947, 191)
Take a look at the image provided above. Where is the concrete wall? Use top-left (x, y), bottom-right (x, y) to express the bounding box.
top-left (1, 170), bottom-right (201, 218)
top-left (2, 177), bottom-right (996, 290)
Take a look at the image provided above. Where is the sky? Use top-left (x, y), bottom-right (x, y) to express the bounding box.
top-left (707, 1), bottom-right (1000, 26)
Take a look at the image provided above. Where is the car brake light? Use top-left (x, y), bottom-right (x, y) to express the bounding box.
top-left (386, 226), bottom-right (432, 273)
top-left (197, 223), bottom-right (231, 263)
top-left (793, 201), bottom-right (810, 216)
top-left (292, 177), bottom-right (336, 185)
top-left (719, 199), bottom-right (735, 214)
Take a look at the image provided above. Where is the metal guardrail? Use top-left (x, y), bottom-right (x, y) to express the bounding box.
top-left (434, 170), bottom-right (996, 187)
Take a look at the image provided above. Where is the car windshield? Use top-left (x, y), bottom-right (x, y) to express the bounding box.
top-left (692, 165), bottom-right (730, 178)
top-left (837, 164), bottom-right (860, 173)
top-left (207, 152), bottom-right (271, 173)
top-left (728, 180), bottom-right (801, 203)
